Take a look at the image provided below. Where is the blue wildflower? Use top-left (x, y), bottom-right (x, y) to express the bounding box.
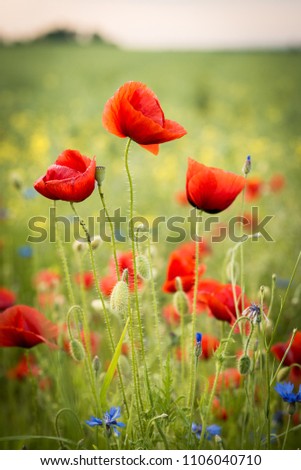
top-left (242, 303), bottom-right (263, 323)
top-left (195, 332), bottom-right (203, 358)
top-left (196, 332), bottom-right (202, 345)
top-left (18, 246), bottom-right (33, 258)
top-left (274, 382), bottom-right (301, 404)
top-left (192, 422), bottom-right (221, 440)
top-left (86, 407), bottom-right (126, 437)
top-left (22, 187), bottom-right (38, 200)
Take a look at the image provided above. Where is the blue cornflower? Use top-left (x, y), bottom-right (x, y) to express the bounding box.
top-left (195, 332), bottom-right (202, 358)
top-left (242, 303), bottom-right (264, 323)
top-left (196, 332), bottom-right (202, 345)
top-left (274, 382), bottom-right (301, 404)
top-left (86, 407), bottom-right (126, 437)
top-left (18, 245), bottom-right (33, 258)
top-left (191, 423), bottom-right (221, 440)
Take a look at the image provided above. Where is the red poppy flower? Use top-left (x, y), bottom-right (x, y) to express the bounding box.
top-left (162, 251), bottom-right (206, 293)
top-left (200, 334), bottom-right (220, 359)
top-left (242, 211), bottom-right (259, 233)
top-left (271, 331), bottom-right (301, 385)
top-left (186, 158), bottom-right (245, 214)
top-left (0, 305), bottom-right (58, 348)
top-left (245, 176), bottom-right (264, 201)
top-left (212, 397), bottom-right (228, 420)
top-left (33, 270), bottom-right (61, 292)
top-left (177, 240), bottom-right (211, 259)
top-left (34, 149), bottom-right (96, 202)
top-left (74, 272), bottom-right (94, 290)
top-left (7, 355), bottom-right (40, 380)
top-left (61, 324), bottom-right (100, 357)
top-left (199, 283), bottom-right (250, 325)
top-left (163, 304), bottom-right (181, 326)
top-left (209, 368), bottom-right (242, 393)
top-left (100, 251), bottom-right (143, 296)
top-left (37, 292), bottom-right (65, 309)
top-left (0, 287), bottom-right (16, 311)
top-left (269, 173), bottom-right (285, 193)
top-left (187, 278), bottom-right (221, 313)
top-left (175, 190), bottom-right (189, 206)
top-left (102, 81), bottom-right (187, 155)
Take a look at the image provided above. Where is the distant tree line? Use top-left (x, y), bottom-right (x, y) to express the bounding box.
top-left (0, 28), bottom-right (116, 46)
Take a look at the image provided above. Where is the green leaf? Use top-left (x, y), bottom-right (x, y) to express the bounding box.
top-left (99, 318), bottom-right (129, 407)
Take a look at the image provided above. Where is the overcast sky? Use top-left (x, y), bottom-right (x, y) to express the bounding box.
top-left (1, 0), bottom-right (301, 49)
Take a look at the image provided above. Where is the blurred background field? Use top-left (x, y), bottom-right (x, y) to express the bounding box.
top-left (1, 43), bottom-right (300, 297)
top-left (0, 42), bottom-right (301, 448)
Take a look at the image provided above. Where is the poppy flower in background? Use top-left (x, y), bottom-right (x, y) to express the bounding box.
top-left (175, 190), bottom-right (189, 206)
top-left (242, 211), bottom-right (259, 233)
top-left (34, 149), bottom-right (96, 202)
top-left (271, 331), bottom-right (301, 385)
top-left (208, 368), bottom-right (242, 393)
top-left (212, 397), bottom-right (228, 420)
top-left (6, 354), bottom-right (40, 381)
top-left (37, 292), bottom-right (65, 309)
top-left (74, 272), bottom-right (94, 290)
top-left (200, 334), bottom-right (220, 359)
top-left (245, 176), bottom-right (264, 201)
top-left (102, 81), bottom-right (187, 155)
top-left (162, 304), bottom-right (181, 326)
top-left (33, 269), bottom-right (61, 292)
top-left (0, 305), bottom-right (58, 349)
top-left (61, 326), bottom-right (101, 358)
top-left (186, 278), bottom-right (222, 314)
top-left (198, 283), bottom-right (250, 325)
top-left (100, 251), bottom-right (143, 296)
top-left (269, 173), bottom-right (285, 193)
top-left (186, 158), bottom-right (245, 214)
top-left (177, 240), bottom-right (211, 259)
top-left (162, 241), bottom-right (209, 294)
top-left (162, 251), bottom-right (206, 293)
top-left (0, 287), bottom-right (16, 311)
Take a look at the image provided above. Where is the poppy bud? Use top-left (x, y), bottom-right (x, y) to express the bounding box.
top-left (72, 239), bottom-right (88, 253)
top-left (69, 339), bottom-right (86, 362)
top-left (242, 155), bottom-right (251, 176)
top-left (195, 332), bottom-right (203, 358)
top-left (215, 434), bottom-right (225, 450)
top-left (276, 367), bottom-right (290, 383)
top-left (173, 290), bottom-right (189, 316)
top-left (238, 354), bottom-right (251, 375)
top-left (91, 299), bottom-right (107, 313)
top-left (136, 254), bottom-right (151, 280)
top-left (110, 281), bottom-right (129, 314)
top-left (91, 235), bottom-right (102, 250)
top-left (92, 355), bottom-right (101, 375)
top-left (95, 166), bottom-right (106, 186)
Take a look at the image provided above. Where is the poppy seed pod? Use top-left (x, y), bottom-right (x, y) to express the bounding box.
top-left (95, 166), bottom-right (106, 186)
top-left (91, 235), bottom-right (102, 250)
